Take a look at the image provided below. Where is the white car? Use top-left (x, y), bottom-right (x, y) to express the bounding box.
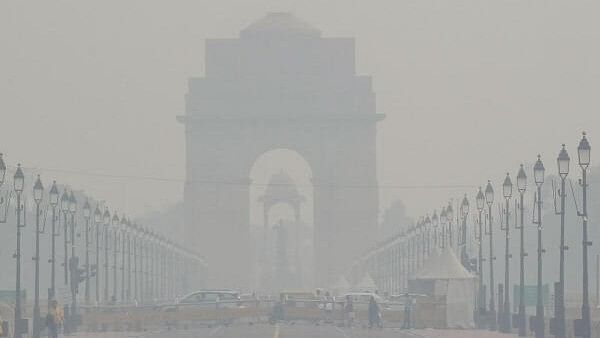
top-left (177, 290), bottom-right (241, 308)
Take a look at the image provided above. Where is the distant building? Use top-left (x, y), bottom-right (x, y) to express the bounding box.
top-left (178, 12), bottom-right (382, 287)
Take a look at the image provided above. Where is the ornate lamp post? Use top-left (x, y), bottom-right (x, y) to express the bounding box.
top-left (533, 155), bottom-right (545, 338)
top-left (32, 176), bottom-right (44, 338)
top-left (577, 132), bottom-right (591, 338)
top-left (476, 187), bottom-right (486, 328)
top-left (460, 194), bottom-right (470, 268)
top-left (485, 180), bottom-right (497, 331)
top-left (93, 205), bottom-right (102, 305)
top-left (68, 191), bottom-right (78, 327)
top-left (13, 164), bottom-right (25, 338)
top-left (102, 208), bottom-right (111, 303)
top-left (111, 213), bottom-right (120, 302)
top-left (82, 200), bottom-right (91, 305)
top-left (556, 144), bottom-right (570, 338)
top-left (0, 154), bottom-right (5, 186)
top-left (516, 165), bottom-right (527, 336)
top-left (120, 215), bottom-right (128, 303)
top-left (501, 173), bottom-right (513, 332)
top-left (48, 181), bottom-right (59, 303)
top-left (446, 203), bottom-right (454, 248)
top-left (432, 210), bottom-right (439, 249)
top-left (61, 189), bottom-right (70, 286)
top-left (440, 207), bottom-right (447, 249)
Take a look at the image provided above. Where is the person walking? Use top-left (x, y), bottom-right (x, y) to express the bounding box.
top-left (368, 296), bottom-right (381, 329)
top-left (402, 293), bottom-right (413, 329)
top-left (344, 295), bottom-right (355, 327)
top-left (46, 300), bottom-right (62, 338)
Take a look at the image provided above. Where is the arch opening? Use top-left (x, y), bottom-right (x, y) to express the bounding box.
top-left (249, 148), bottom-right (314, 292)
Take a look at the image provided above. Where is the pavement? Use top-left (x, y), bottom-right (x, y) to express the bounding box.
top-left (71, 324), bottom-right (521, 338)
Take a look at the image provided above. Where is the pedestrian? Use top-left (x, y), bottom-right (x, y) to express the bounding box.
top-left (368, 296), bottom-right (381, 329)
top-left (46, 300), bottom-right (61, 338)
top-left (402, 293), bottom-right (413, 329)
top-left (344, 295), bottom-right (355, 328)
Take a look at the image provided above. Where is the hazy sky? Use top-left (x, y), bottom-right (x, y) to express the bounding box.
top-left (1, 1), bottom-right (599, 221)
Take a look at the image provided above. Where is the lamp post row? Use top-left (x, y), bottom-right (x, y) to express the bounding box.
top-left (350, 132), bottom-right (592, 338)
top-left (0, 156), bottom-right (205, 338)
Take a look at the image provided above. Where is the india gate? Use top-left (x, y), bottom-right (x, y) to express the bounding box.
top-left (178, 12), bottom-right (383, 288)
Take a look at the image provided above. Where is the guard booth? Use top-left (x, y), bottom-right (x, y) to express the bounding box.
top-left (408, 248), bottom-right (477, 329)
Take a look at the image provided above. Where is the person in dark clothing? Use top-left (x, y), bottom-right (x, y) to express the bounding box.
top-left (344, 295), bottom-right (355, 327)
top-left (368, 296), bottom-right (381, 329)
top-left (402, 293), bottom-right (413, 329)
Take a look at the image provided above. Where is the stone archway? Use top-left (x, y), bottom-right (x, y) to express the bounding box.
top-left (178, 12), bottom-right (383, 288)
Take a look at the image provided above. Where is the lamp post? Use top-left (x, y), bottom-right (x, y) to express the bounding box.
top-left (126, 220), bottom-right (132, 303)
top-left (476, 187), bottom-right (485, 328)
top-left (556, 144), bottom-right (570, 338)
top-left (447, 203), bottom-right (454, 248)
top-left (68, 191), bottom-right (78, 328)
top-left (111, 213), bottom-right (120, 302)
top-left (533, 155), bottom-right (545, 338)
top-left (0, 154), bottom-right (5, 186)
top-left (82, 200), bottom-right (91, 305)
top-left (61, 189), bottom-right (70, 286)
top-left (577, 133), bottom-right (591, 338)
top-left (132, 224), bottom-right (139, 304)
top-left (485, 180), bottom-right (497, 331)
top-left (516, 165), bottom-right (527, 336)
top-left (13, 164), bottom-right (25, 338)
top-left (103, 208), bottom-right (111, 303)
top-left (501, 173), bottom-right (513, 332)
top-left (440, 208), bottom-right (447, 249)
top-left (139, 227), bottom-right (145, 305)
top-left (120, 216), bottom-right (127, 303)
top-left (460, 194), bottom-right (469, 268)
top-left (48, 181), bottom-right (59, 304)
top-left (94, 205), bottom-right (102, 306)
top-left (432, 210), bottom-right (439, 250)
top-left (32, 175), bottom-right (44, 338)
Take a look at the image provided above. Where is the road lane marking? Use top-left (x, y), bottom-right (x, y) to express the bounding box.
top-left (334, 326), bottom-right (350, 338)
top-left (273, 324), bottom-right (280, 338)
top-left (209, 325), bottom-right (224, 337)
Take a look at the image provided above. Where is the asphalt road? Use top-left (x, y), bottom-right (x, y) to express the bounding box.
top-left (74, 324), bottom-right (421, 338)
top-left (73, 325), bottom-right (519, 338)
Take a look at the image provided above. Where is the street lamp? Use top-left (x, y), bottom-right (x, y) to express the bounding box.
top-left (578, 132), bottom-right (591, 338)
top-left (446, 202), bottom-right (454, 248)
top-left (68, 191), bottom-right (78, 330)
top-left (516, 165), bottom-right (527, 337)
top-left (48, 181), bottom-right (59, 304)
top-left (432, 210), bottom-right (439, 249)
top-left (460, 194), bottom-right (469, 268)
top-left (13, 164), bottom-right (25, 338)
top-left (82, 199), bottom-right (91, 305)
top-left (120, 215), bottom-right (128, 303)
top-left (476, 187), bottom-right (486, 328)
top-left (93, 205), bottom-right (102, 305)
top-left (102, 208), bottom-right (111, 303)
top-left (32, 175), bottom-right (44, 338)
top-left (533, 155), bottom-right (545, 338)
top-left (440, 207), bottom-right (447, 248)
top-left (500, 173), bottom-right (513, 333)
top-left (111, 213), bottom-right (120, 302)
top-left (60, 189), bottom-right (70, 286)
top-left (556, 144), bottom-right (570, 338)
top-left (485, 180), bottom-right (497, 331)
top-left (0, 154), bottom-right (6, 187)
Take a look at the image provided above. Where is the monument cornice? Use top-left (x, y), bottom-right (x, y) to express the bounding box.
top-left (177, 113), bottom-right (385, 124)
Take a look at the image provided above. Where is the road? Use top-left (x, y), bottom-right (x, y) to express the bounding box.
top-left (73, 324), bottom-right (519, 338)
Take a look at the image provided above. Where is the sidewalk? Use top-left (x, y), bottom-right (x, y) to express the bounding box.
top-left (413, 329), bottom-right (521, 338)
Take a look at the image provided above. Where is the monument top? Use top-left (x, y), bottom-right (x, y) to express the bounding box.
top-left (241, 12), bottom-right (321, 39)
